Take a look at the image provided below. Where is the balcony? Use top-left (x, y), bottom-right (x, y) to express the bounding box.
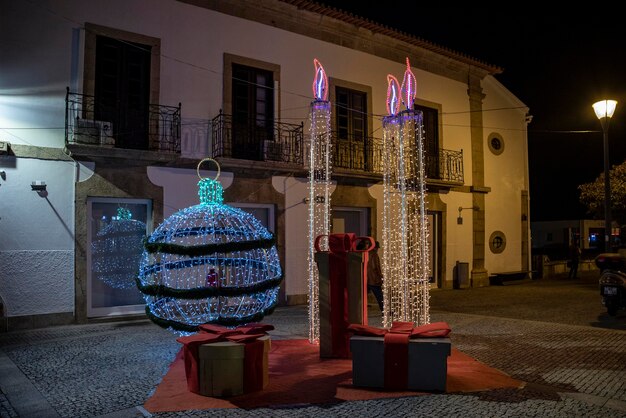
top-left (426, 148), bottom-right (464, 184)
top-left (332, 133), bottom-right (464, 184)
top-left (211, 112), bottom-right (304, 165)
top-left (65, 89), bottom-right (181, 153)
top-left (209, 114), bottom-right (463, 185)
top-left (332, 133), bottom-right (383, 173)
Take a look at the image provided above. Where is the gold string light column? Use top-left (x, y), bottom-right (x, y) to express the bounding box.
top-left (307, 59), bottom-right (332, 343)
top-left (381, 59), bottom-right (430, 328)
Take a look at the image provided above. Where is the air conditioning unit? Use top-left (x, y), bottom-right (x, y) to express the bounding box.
top-left (263, 140), bottom-right (282, 161)
top-left (0, 141), bottom-right (11, 155)
top-left (74, 118), bottom-right (115, 146)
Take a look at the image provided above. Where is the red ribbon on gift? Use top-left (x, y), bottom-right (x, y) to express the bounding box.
top-left (315, 233), bottom-right (354, 358)
top-left (176, 323), bottom-right (274, 395)
top-left (348, 321), bottom-right (451, 389)
top-left (351, 236), bottom-right (376, 326)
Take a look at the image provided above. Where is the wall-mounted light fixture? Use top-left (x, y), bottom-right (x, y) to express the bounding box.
top-left (31, 181), bottom-right (47, 191)
top-left (457, 206), bottom-right (479, 225)
top-left (302, 196), bottom-right (326, 204)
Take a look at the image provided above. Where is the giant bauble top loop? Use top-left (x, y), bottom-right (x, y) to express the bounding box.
top-left (197, 157), bottom-right (220, 181)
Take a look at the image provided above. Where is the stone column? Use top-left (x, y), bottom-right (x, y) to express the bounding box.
top-left (467, 74), bottom-right (490, 287)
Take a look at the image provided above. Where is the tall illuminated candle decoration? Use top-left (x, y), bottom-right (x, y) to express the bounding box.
top-left (381, 74), bottom-right (401, 328)
top-left (381, 58), bottom-right (430, 327)
top-left (402, 58), bottom-right (430, 327)
top-left (307, 58), bottom-right (332, 343)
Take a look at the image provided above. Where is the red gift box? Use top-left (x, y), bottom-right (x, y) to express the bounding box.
top-left (315, 233), bottom-right (373, 358)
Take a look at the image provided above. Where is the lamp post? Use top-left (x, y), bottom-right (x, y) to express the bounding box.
top-left (592, 99), bottom-right (618, 252)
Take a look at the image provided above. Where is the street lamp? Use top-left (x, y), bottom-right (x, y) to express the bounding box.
top-left (592, 99), bottom-right (618, 252)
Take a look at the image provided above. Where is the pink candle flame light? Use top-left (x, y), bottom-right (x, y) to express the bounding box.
top-left (400, 57), bottom-right (417, 109)
top-left (386, 74), bottom-right (401, 116)
top-left (312, 58), bottom-right (329, 101)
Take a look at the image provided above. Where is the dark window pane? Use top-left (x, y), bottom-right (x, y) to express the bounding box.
top-left (231, 64), bottom-right (274, 161)
top-left (335, 87), bottom-right (369, 170)
top-left (95, 35), bottom-right (151, 150)
top-left (415, 104), bottom-right (439, 178)
top-left (335, 87), bottom-right (367, 141)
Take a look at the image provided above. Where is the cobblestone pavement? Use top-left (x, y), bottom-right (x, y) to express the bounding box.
top-left (1, 275), bottom-right (625, 417)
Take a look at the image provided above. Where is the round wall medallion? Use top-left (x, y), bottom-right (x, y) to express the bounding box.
top-left (489, 231), bottom-right (507, 254)
top-left (487, 132), bottom-right (505, 155)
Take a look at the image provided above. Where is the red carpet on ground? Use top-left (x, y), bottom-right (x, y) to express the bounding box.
top-left (144, 339), bottom-right (522, 412)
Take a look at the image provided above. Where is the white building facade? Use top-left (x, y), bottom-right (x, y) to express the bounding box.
top-left (0, 0), bottom-right (530, 329)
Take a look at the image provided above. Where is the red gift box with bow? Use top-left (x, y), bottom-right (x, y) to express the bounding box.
top-left (348, 321), bottom-right (451, 391)
top-left (176, 323), bottom-right (274, 396)
top-left (315, 233), bottom-right (373, 358)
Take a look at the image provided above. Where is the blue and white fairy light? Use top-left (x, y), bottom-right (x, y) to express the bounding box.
top-left (381, 58), bottom-right (430, 327)
top-left (92, 207), bottom-right (146, 289)
top-left (137, 158), bottom-right (283, 333)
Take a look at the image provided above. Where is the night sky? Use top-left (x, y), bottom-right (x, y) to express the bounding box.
top-left (315, 3), bottom-right (626, 221)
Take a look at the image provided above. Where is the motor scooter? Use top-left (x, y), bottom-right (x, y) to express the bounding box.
top-left (595, 253), bottom-right (626, 316)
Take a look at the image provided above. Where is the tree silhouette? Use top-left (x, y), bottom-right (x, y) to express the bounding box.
top-left (579, 161), bottom-right (626, 226)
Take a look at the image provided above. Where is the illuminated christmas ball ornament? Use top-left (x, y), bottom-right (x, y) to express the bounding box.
top-left (92, 207), bottom-right (146, 289)
top-left (137, 159), bottom-right (283, 333)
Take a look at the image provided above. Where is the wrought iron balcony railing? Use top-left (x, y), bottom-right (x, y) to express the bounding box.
top-left (426, 148), bottom-right (464, 183)
top-left (331, 133), bottom-right (384, 173)
top-left (65, 88), bottom-right (181, 153)
top-left (332, 132), bottom-right (464, 184)
top-left (211, 111), bottom-right (304, 165)
top-left (209, 113), bottom-right (463, 184)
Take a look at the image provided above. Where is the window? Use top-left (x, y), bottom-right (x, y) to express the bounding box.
top-left (489, 231), bottom-right (507, 254)
top-left (336, 87), bottom-right (367, 141)
top-left (230, 203), bottom-right (275, 232)
top-left (87, 198), bottom-right (152, 317)
top-left (589, 228), bottom-right (603, 249)
top-left (488, 132), bottom-right (505, 155)
top-left (95, 36), bottom-right (151, 150)
top-left (232, 64), bottom-right (274, 161)
top-left (83, 24), bottom-right (160, 151)
top-left (415, 104), bottom-right (440, 178)
top-left (334, 86), bottom-right (370, 170)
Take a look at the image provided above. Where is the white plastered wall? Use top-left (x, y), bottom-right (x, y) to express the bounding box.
top-left (0, 158), bottom-right (75, 316)
top-left (482, 75), bottom-right (530, 273)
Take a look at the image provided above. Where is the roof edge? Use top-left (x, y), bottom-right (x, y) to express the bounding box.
top-left (283, 0), bottom-right (503, 75)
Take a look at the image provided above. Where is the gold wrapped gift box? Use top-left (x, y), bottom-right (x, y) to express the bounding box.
top-left (198, 335), bottom-right (270, 397)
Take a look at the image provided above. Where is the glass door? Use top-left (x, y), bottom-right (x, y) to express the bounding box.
top-left (332, 207), bottom-right (368, 236)
top-left (232, 64), bottom-right (274, 160)
top-left (95, 35), bottom-right (151, 150)
top-left (87, 198), bottom-right (151, 317)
